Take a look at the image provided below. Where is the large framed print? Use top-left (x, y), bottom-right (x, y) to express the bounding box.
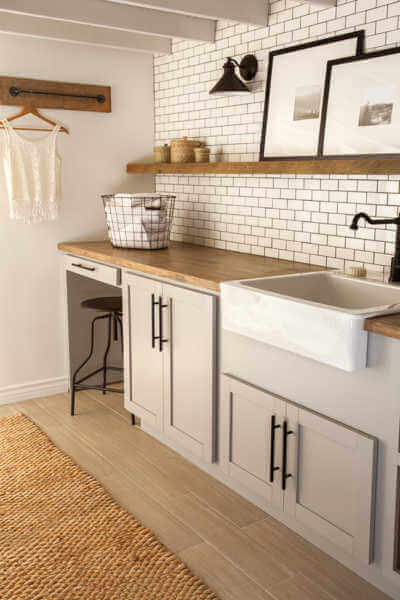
top-left (259, 32), bottom-right (364, 161)
top-left (319, 47), bottom-right (400, 158)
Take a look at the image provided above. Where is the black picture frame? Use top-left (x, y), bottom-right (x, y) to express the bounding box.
top-left (318, 46), bottom-right (400, 159)
top-left (259, 31), bottom-right (365, 162)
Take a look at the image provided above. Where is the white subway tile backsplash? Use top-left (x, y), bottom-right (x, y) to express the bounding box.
top-left (154, 2), bottom-right (400, 271)
top-left (301, 12), bottom-right (319, 26)
top-left (336, 2), bottom-right (356, 17)
top-left (378, 180), bottom-right (400, 192)
top-left (347, 12), bottom-right (367, 26)
top-left (376, 15), bottom-right (398, 31)
top-left (294, 4), bottom-right (310, 18)
top-left (367, 5), bottom-right (387, 20)
top-left (338, 180), bottom-right (359, 191)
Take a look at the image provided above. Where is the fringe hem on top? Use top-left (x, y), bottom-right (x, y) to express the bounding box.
top-left (10, 200), bottom-right (59, 224)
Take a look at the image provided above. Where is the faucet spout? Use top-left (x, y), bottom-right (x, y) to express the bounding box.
top-left (350, 212), bottom-right (400, 230)
top-left (349, 211), bottom-right (400, 283)
top-left (350, 212), bottom-right (371, 230)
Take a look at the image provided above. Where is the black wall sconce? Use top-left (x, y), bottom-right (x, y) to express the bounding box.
top-left (209, 55), bottom-right (258, 95)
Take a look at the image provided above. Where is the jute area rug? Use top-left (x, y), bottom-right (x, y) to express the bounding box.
top-left (0, 414), bottom-right (219, 600)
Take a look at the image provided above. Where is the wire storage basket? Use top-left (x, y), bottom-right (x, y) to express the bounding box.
top-left (102, 193), bottom-right (175, 250)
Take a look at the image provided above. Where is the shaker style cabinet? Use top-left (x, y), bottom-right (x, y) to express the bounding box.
top-left (123, 274), bottom-right (164, 431)
top-left (221, 375), bottom-right (377, 564)
top-left (220, 376), bottom-right (286, 511)
top-left (123, 273), bottom-right (217, 463)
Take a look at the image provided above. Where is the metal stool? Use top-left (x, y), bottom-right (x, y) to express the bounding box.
top-left (70, 296), bottom-right (135, 425)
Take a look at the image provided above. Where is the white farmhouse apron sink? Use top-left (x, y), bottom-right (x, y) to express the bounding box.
top-left (221, 271), bottom-right (400, 371)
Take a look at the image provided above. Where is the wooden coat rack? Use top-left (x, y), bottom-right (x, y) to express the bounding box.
top-left (0, 76), bottom-right (111, 113)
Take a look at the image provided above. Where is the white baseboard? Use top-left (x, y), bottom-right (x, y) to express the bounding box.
top-left (0, 376), bottom-right (69, 406)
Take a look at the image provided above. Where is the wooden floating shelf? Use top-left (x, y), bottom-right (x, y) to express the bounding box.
top-left (126, 159), bottom-right (400, 176)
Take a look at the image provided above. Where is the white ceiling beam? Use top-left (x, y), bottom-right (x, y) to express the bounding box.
top-left (0, 0), bottom-right (216, 42)
top-left (0, 10), bottom-right (171, 53)
top-left (110, 0), bottom-right (268, 26)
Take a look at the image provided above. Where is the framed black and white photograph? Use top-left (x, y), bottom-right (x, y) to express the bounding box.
top-left (259, 31), bottom-right (364, 161)
top-left (319, 47), bottom-right (400, 158)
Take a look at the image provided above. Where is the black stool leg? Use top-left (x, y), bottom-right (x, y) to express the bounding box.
top-left (102, 314), bottom-right (112, 395)
top-left (131, 414), bottom-right (136, 426)
top-left (71, 314), bottom-right (108, 416)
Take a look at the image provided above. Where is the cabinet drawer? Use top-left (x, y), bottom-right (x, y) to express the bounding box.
top-left (64, 255), bottom-right (120, 286)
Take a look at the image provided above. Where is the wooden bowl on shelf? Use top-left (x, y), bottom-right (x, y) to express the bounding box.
top-left (154, 144), bottom-right (170, 163)
top-left (194, 147), bottom-right (210, 163)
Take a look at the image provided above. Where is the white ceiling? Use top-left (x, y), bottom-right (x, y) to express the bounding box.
top-left (0, 0), bottom-right (334, 54)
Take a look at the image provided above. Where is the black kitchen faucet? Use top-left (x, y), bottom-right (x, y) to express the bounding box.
top-left (350, 212), bottom-right (400, 283)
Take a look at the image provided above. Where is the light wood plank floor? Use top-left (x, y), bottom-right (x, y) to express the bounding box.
top-left (1, 391), bottom-right (392, 600)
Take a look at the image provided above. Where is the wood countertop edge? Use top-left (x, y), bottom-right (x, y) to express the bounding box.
top-left (58, 242), bottom-right (222, 291)
top-left (58, 241), bottom-right (325, 292)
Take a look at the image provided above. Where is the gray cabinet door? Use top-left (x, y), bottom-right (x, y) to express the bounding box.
top-left (284, 402), bottom-right (377, 564)
top-left (221, 376), bottom-right (285, 511)
top-left (162, 282), bottom-right (217, 462)
top-left (123, 273), bottom-right (163, 431)
top-left (221, 376), bottom-right (377, 563)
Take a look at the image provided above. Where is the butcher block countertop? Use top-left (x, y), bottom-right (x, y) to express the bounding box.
top-left (58, 240), bottom-right (324, 292)
top-left (364, 313), bottom-right (400, 341)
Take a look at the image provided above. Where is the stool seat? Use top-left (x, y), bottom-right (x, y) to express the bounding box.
top-left (81, 296), bottom-right (122, 313)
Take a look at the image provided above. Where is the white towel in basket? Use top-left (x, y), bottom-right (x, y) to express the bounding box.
top-left (124, 222), bottom-right (167, 243)
top-left (142, 218), bottom-right (168, 233)
top-left (104, 193), bottom-right (173, 249)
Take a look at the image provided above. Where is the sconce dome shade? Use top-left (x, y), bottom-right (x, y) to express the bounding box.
top-left (210, 58), bottom-right (249, 94)
top-left (238, 54), bottom-right (258, 81)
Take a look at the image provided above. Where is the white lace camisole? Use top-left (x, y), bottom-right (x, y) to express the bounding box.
top-left (1, 118), bottom-right (61, 223)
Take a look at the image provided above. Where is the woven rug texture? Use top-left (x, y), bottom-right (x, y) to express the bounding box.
top-left (0, 413), bottom-right (219, 600)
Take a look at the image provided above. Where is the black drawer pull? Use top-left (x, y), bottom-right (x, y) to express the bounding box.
top-left (158, 296), bottom-right (168, 352)
top-left (151, 294), bottom-right (158, 348)
top-left (71, 263), bottom-right (95, 272)
top-left (151, 294), bottom-right (168, 351)
top-left (282, 420), bottom-right (294, 491)
top-left (269, 415), bottom-right (281, 483)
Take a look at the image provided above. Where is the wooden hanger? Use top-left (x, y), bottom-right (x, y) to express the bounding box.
top-left (0, 105), bottom-right (69, 133)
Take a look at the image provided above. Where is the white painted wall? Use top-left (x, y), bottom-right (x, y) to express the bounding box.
top-left (0, 34), bottom-right (154, 395)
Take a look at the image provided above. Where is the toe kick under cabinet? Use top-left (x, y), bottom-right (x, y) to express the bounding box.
top-left (221, 375), bottom-right (377, 564)
top-left (123, 272), bottom-right (217, 463)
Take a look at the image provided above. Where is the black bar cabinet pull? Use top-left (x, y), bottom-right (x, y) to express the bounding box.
top-left (158, 296), bottom-right (168, 352)
top-left (9, 86), bottom-right (106, 104)
top-left (71, 263), bottom-right (95, 272)
top-left (151, 294), bottom-right (159, 348)
top-left (282, 420), bottom-right (294, 491)
top-left (269, 415), bottom-right (281, 483)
